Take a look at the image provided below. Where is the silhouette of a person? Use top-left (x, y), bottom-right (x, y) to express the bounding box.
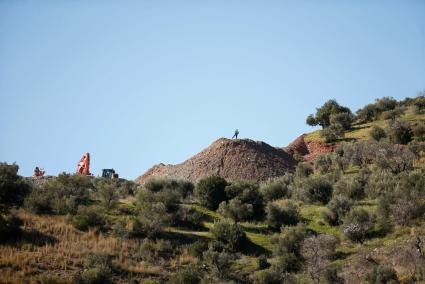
top-left (232, 129), bottom-right (239, 139)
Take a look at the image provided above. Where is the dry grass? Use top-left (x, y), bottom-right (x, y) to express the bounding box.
top-left (0, 210), bottom-right (177, 283)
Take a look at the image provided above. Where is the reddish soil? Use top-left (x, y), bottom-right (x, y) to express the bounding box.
top-left (284, 134), bottom-right (337, 161)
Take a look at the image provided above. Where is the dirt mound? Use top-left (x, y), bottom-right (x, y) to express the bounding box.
top-left (284, 135), bottom-right (337, 161)
top-left (136, 138), bottom-right (297, 184)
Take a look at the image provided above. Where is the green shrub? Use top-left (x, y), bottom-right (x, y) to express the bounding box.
top-left (412, 122), bottom-right (425, 141)
top-left (218, 198), bottom-right (253, 223)
top-left (224, 180), bottom-right (264, 219)
top-left (71, 206), bottom-right (106, 231)
top-left (260, 174), bottom-right (293, 203)
top-left (365, 169), bottom-right (397, 198)
top-left (342, 208), bottom-right (373, 243)
top-left (295, 162), bottom-right (314, 178)
top-left (330, 112), bottom-right (352, 131)
top-left (132, 203), bottom-right (169, 239)
top-left (144, 178), bottom-right (193, 198)
top-left (97, 181), bottom-right (119, 210)
top-left (210, 219), bottom-right (246, 251)
top-left (322, 124), bottom-right (344, 143)
top-left (306, 99), bottom-right (352, 128)
top-left (252, 268), bottom-right (282, 284)
top-left (24, 187), bottom-right (54, 214)
top-left (323, 195), bottom-right (353, 226)
top-left (202, 247), bottom-right (235, 280)
top-left (266, 201), bottom-right (301, 231)
top-left (170, 266), bottom-right (202, 284)
top-left (195, 176), bottom-right (228, 210)
top-left (370, 126), bottom-right (387, 141)
top-left (293, 176), bottom-right (333, 205)
top-left (136, 239), bottom-right (174, 264)
top-left (173, 206), bottom-right (203, 228)
top-left (366, 264), bottom-right (399, 284)
top-left (388, 120), bottom-right (412, 145)
top-left (315, 154), bottom-right (334, 174)
top-left (272, 224), bottom-right (307, 258)
top-left (187, 241), bottom-right (208, 259)
top-left (324, 267), bottom-right (344, 284)
top-left (333, 176), bottom-right (365, 201)
top-left (0, 163), bottom-right (30, 207)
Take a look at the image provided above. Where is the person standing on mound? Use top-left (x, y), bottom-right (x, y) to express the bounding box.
top-left (232, 129), bottom-right (239, 139)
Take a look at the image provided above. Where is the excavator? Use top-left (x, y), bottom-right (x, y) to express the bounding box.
top-left (76, 152), bottom-right (119, 179)
top-left (76, 152), bottom-right (91, 175)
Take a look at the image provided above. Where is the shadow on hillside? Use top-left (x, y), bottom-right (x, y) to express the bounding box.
top-left (6, 229), bottom-right (58, 247)
top-left (241, 237), bottom-right (270, 256)
top-left (242, 226), bottom-right (269, 235)
top-left (160, 230), bottom-right (209, 246)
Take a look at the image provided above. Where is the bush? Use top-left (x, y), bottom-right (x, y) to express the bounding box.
top-left (210, 219), bottom-right (246, 251)
top-left (71, 206), bottom-right (106, 231)
top-left (388, 120), bottom-right (412, 145)
top-left (0, 163), bottom-right (30, 207)
top-left (365, 169), bottom-right (397, 198)
top-left (293, 176), bottom-right (333, 205)
top-left (324, 267), bottom-right (344, 284)
top-left (225, 181), bottom-right (264, 219)
top-left (295, 162), bottom-right (313, 178)
top-left (323, 195), bottom-right (353, 226)
top-left (307, 99), bottom-right (352, 128)
top-left (272, 224), bottom-right (307, 258)
top-left (333, 176), bottom-right (365, 201)
top-left (24, 187), bottom-right (54, 214)
top-left (366, 264), bottom-right (399, 284)
top-left (302, 234), bottom-right (338, 284)
top-left (171, 266), bottom-right (202, 284)
top-left (218, 198), bottom-right (253, 223)
top-left (136, 239), bottom-right (174, 264)
top-left (260, 174), bottom-right (293, 203)
top-left (322, 123), bottom-right (344, 143)
top-left (266, 201), bottom-right (301, 231)
top-left (412, 122), bottom-right (425, 141)
top-left (370, 126), bottom-right (387, 142)
top-left (97, 181), bottom-right (119, 210)
top-left (375, 143), bottom-right (415, 174)
top-left (330, 112), bottom-right (352, 131)
top-left (144, 178), bottom-right (194, 198)
top-left (132, 203), bottom-right (169, 239)
top-left (195, 176), bottom-right (228, 210)
top-left (342, 208), bottom-right (373, 243)
top-left (315, 154), bottom-right (334, 174)
top-left (187, 241), bottom-right (209, 259)
top-left (252, 269), bottom-right (282, 284)
top-left (173, 206), bottom-right (203, 228)
top-left (202, 247), bottom-right (235, 280)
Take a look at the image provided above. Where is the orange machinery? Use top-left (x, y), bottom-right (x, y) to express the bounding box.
top-left (76, 152), bottom-right (91, 175)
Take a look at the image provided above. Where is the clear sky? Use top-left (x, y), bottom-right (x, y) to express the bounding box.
top-left (1, 0), bottom-right (424, 179)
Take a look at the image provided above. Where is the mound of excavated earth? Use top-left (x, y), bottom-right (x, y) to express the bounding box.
top-left (135, 138), bottom-right (297, 184)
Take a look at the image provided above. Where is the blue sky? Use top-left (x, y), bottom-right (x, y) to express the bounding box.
top-left (1, 0), bottom-right (424, 179)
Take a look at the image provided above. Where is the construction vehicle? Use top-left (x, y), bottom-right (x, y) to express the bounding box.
top-left (76, 152), bottom-right (91, 175)
top-left (34, 167), bottom-right (45, 177)
top-left (102, 169), bottom-right (119, 179)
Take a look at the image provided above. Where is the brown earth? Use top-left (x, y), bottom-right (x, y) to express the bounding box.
top-left (284, 134), bottom-right (337, 161)
top-left (135, 138), bottom-right (297, 184)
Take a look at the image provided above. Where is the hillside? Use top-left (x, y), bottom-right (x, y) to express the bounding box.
top-left (136, 138), bottom-right (297, 184)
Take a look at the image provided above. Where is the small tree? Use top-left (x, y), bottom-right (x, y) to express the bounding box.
top-left (307, 100), bottom-right (352, 128)
top-left (322, 124), bottom-right (344, 143)
top-left (370, 126), bottom-right (387, 141)
top-left (260, 174), bottom-right (293, 203)
top-left (98, 181), bottom-right (119, 210)
top-left (218, 198), bottom-right (253, 223)
top-left (266, 201), bottom-right (301, 231)
top-left (342, 208), bottom-right (373, 243)
top-left (315, 154), bottom-right (334, 174)
top-left (330, 112), bottom-right (352, 131)
top-left (302, 234), bottom-right (338, 284)
top-left (210, 219), bottom-right (246, 251)
top-left (388, 120), bottom-right (412, 145)
top-left (323, 195), bottom-right (353, 226)
top-left (195, 176), bottom-right (228, 210)
top-left (293, 176), bottom-right (333, 205)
